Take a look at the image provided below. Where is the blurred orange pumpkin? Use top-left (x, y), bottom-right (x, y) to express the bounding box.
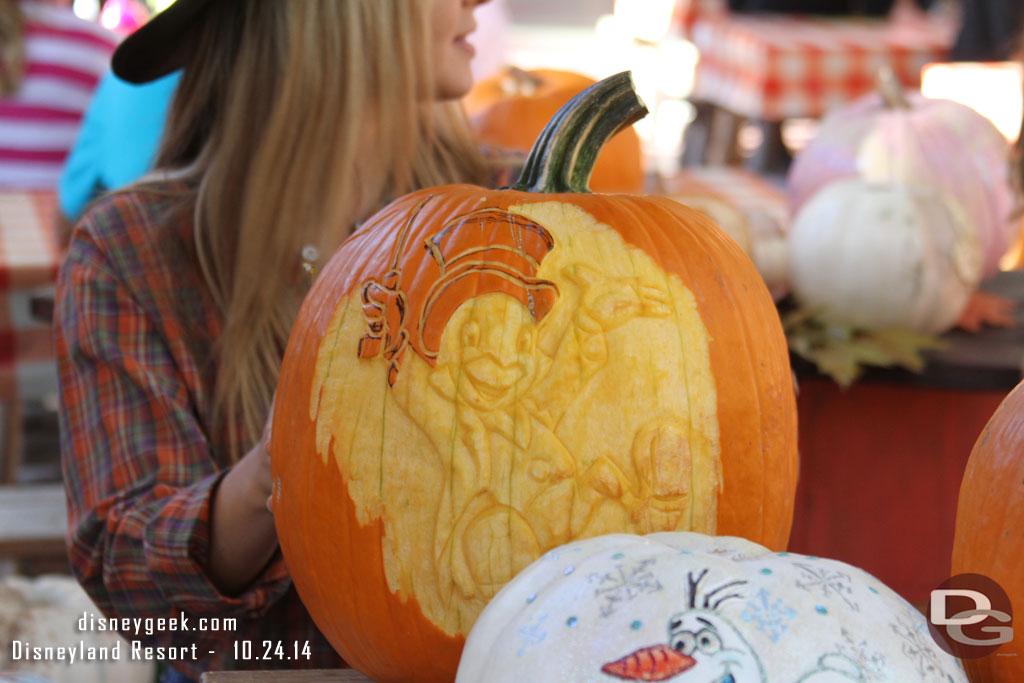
top-left (951, 380), bottom-right (1024, 680)
top-left (465, 67), bottom-right (646, 193)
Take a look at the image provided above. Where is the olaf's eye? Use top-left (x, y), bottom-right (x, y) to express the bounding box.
top-left (695, 628), bottom-right (721, 654)
top-left (670, 631), bottom-right (696, 656)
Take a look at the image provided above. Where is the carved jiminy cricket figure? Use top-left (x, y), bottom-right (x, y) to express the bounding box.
top-left (358, 202), bottom-right (577, 599)
top-left (311, 195), bottom-right (725, 628)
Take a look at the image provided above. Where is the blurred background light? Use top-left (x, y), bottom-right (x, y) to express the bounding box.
top-left (921, 61), bottom-right (1024, 143)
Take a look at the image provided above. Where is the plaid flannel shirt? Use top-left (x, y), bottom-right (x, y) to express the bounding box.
top-left (55, 182), bottom-right (342, 679)
top-left (55, 151), bottom-right (523, 679)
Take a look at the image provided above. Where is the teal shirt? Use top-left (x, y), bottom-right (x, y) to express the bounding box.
top-left (58, 70), bottom-right (180, 220)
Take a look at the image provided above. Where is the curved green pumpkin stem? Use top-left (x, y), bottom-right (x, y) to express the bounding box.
top-left (509, 71), bottom-right (649, 194)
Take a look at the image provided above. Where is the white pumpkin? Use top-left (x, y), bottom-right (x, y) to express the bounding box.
top-left (456, 532), bottom-right (967, 683)
top-left (788, 179), bottom-right (981, 334)
top-left (0, 574), bottom-right (154, 683)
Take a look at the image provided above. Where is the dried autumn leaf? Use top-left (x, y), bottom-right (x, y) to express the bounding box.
top-left (783, 308), bottom-right (948, 388)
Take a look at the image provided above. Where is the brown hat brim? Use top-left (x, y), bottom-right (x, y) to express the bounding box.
top-left (112, 0), bottom-right (215, 84)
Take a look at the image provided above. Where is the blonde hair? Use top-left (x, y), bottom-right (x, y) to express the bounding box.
top-left (0, 0), bottom-right (24, 96)
top-left (154, 0), bottom-right (490, 458)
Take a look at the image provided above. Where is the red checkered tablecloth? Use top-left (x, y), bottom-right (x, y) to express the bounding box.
top-left (0, 191), bottom-right (60, 401)
top-left (690, 12), bottom-right (956, 121)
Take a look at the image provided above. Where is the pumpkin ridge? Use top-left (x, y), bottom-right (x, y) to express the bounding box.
top-left (617, 197), bottom-right (707, 534)
top-left (661, 197), bottom-right (783, 543)
top-left (311, 278), bottom-right (352, 439)
top-left (650, 201), bottom-right (714, 535)
top-left (441, 359), bottom-right (461, 618)
top-left (723, 270), bottom-right (769, 543)
top-left (623, 199), bottom-right (720, 523)
top-left (298, 328), bottom-right (345, 655)
top-left (377, 364), bottom-right (388, 502)
top-left (951, 380), bottom-right (1024, 679)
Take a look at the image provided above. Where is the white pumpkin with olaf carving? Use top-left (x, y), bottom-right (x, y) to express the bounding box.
top-left (456, 532), bottom-right (966, 683)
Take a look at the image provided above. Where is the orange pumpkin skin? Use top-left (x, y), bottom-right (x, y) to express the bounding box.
top-left (951, 380), bottom-right (1024, 681)
top-left (463, 68), bottom-right (595, 114)
top-left (271, 187), bottom-right (798, 682)
top-left (465, 68), bottom-right (646, 193)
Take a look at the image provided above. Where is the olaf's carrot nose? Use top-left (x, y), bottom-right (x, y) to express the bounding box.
top-left (601, 643), bottom-right (697, 681)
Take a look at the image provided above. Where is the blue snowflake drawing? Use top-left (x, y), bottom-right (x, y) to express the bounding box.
top-left (890, 615), bottom-right (946, 680)
top-left (793, 562), bottom-right (860, 612)
top-left (588, 559), bottom-right (663, 618)
top-left (741, 588), bottom-right (797, 643)
top-left (517, 613), bottom-right (548, 657)
top-left (835, 627), bottom-right (887, 681)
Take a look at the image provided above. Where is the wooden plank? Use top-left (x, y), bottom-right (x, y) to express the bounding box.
top-left (0, 483), bottom-right (66, 558)
top-left (922, 270), bottom-right (1024, 384)
top-left (0, 399), bottom-right (22, 484)
top-left (791, 269), bottom-right (1024, 391)
top-left (201, 670), bottom-right (373, 682)
top-left (788, 378), bottom-right (1005, 604)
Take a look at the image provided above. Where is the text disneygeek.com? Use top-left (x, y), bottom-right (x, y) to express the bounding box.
top-left (9, 611), bottom-right (243, 664)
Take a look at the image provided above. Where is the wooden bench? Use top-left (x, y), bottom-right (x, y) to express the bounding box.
top-left (201, 671), bottom-right (372, 682)
top-left (0, 483), bottom-right (67, 560)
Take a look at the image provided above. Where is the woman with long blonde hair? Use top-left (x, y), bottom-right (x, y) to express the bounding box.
top-left (56, 1), bottom-right (496, 680)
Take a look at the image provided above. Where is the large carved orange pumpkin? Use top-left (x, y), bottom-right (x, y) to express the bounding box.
top-left (271, 73), bottom-right (798, 682)
top-left (464, 67), bottom-right (646, 193)
top-left (951, 380), bottom-right (1024, 680)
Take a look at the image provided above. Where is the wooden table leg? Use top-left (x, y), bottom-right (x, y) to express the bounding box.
top-left (745, 119), bottom-right (791, 176)
top-left (706, 105), bottom-right (744, 166)
top-left (0, 399), bottom-right (23, 484)
top-left (681, 100), bottom-right (715, 167)
top-left (681, 101), bottom-right (746, 167)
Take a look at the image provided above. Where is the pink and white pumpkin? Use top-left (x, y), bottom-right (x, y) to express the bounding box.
top-left (456, 532), bottom-right (966, 683)
top-left (788, 179), bottom-right (981, 334)
top-left (787, 89), bottom-right (1014, 279)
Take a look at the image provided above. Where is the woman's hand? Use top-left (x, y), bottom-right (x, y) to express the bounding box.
top-left (262, 412), bottom-right (276, 513)
top-left (206, 404), bottom-right (279, 596)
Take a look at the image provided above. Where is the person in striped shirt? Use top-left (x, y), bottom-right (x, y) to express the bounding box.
top-left (0, 0), bottom-right (118, 189)
top-left (56, 1), bottom-right (499, 681)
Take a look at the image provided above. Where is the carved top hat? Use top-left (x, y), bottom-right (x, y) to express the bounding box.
top-left (359, 204), bottom-right (559, 386)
